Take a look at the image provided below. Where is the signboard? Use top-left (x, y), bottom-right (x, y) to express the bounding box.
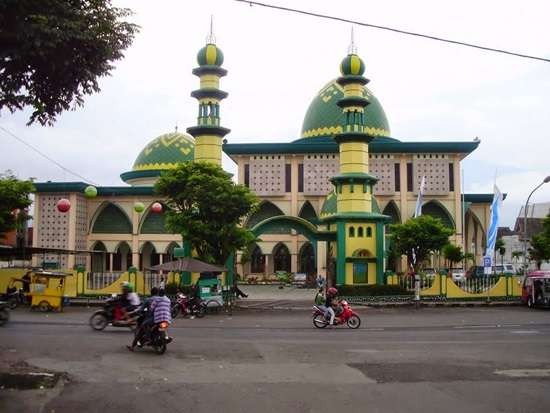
top-left (483, 256), bottom-right (492, 275)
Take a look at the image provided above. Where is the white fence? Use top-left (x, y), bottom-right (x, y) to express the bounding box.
top-left (453, 277), bottom-right (499, 293)
top-left (87, 272), bottom-right (124, 290)
top-left (396, 276), bottom-right (434, 291)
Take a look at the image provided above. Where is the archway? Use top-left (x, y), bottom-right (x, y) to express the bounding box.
top-left (91, 203), bottom-right (132, 234)
top-left (465, 209), bottom-right (485, 264)
top-left (250, 244), bottom-right (265, 274)
top-left (140, 241), bottom-right (159, 270)
top-left (298, 242), bottom-right (316, 277)
top-left (246, 201), bottom-right (290, 234)
top-left (113, 241), bottom-right (132, 271)
top-left (163, 242), bottom-right (181, 263)
top-left (422, 200), bottom-right (455, 230)
top-left (382, 201), bottom-right (401, 231)
top-left (91, 241), bottom-right (107, 273)
top-left (273, 243), bottom-right (291, 273)
top-left (298, 201), bottom-right (318, 224)
top-left (140, 203), bottom-right (168, 234)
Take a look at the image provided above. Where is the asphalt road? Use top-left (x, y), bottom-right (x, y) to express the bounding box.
top-left (1, 306), bottom-right (549, 413)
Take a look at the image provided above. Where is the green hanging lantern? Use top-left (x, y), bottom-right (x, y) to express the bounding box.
top-left (134, 202), bottom-right (145, 213)
top-left (84, 185), bottom-right (98, 198)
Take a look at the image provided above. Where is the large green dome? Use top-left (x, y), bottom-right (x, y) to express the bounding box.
top-left (120, 132), bottom-right (195, 185)
top-left (301, 79), bottom-right (390, 139)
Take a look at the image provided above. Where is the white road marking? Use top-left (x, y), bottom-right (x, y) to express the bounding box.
top-left (509, 330), bottom-right (539, 334)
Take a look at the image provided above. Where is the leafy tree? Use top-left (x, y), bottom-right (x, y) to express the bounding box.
top-left (528, 214), bottom-right (550, 269)
top-left (0, 171), bottom-right (34, 239)
top-left (155, 162), bottom-right (258, 265)
top-left (442, 244), bottom-right (464, 269)
top-left (464, 252), bottom-right (476, 267)
top-left (0, 0), bottom-right (138, 125)
top-left (389, 215), bottom-right (454, 272)
top-left (511, 250), bottom-right (523, 266)
top-left (495, 238), bottom-right (506, 266)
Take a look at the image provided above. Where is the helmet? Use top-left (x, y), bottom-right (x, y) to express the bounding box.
top-left (327, 287), bottom-right (338, 297)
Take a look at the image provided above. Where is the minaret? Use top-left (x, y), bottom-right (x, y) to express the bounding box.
top-left (325, 34), bottom-right (389, 286)
top-left (188, 20), bottom-right (230, 165)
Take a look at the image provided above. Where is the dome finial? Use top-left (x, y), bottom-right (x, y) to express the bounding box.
top-left (348, 26), bottom-right (357, 55)
top-left (206, 14), bottom-right (216, 44)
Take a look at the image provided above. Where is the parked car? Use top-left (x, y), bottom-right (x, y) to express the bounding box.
top-left (493, 264), bottom-right (515, 275)
top-left (450, 268), bottom-right (466, 282)
top-left (423, 268), bottom-right (437, 278)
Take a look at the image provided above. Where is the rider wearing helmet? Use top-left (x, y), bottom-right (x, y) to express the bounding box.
top-left (325, 287), bottom-right (339, 326)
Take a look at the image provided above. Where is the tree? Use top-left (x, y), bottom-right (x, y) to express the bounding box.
top-left (442, 244), bottom-right (464, 269)
top-left (0, 171), bottom-right (34, 240)
top-left (511, 250), bottom-right (523, 267)
top-left (464, 252), bottom-right (476, 268)
top-left (528, 214), bottom-right (550, 269)
top-left (0, 0), bottom-right (138, 125)
top-left (155, 162), bottom-right (258, 265)
top-left (389, 215), bottom-right (454, 272)
top-left (495, 238), bottom-right (506, 267)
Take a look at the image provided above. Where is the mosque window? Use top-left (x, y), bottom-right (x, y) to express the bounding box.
top-left (358, 227), bottom-right (364, 237)
top-left (367, 227), bottom-right (372, 237)
top-left (244, 164), bottom-right (250, 187)
top-left (298, 163), bottom-right (304, 192)
top-left (407, 163), bottom-right (413, 192)
top-left (349, 226), bottom-right (355, 237)
top-left (394, 163), bottom-right (401, 192)
top-left (449, 163), bottom-right (454, 191)
top-left (285, 164), bottom-right (291, 192)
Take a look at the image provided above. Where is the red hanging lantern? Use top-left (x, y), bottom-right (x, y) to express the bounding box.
top-left (56, 198), bottom-right (71, 213)
top-left (151, 202), bottom-right (163, 213)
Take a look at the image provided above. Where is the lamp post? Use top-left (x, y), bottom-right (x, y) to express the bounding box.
top-left (523, 176), bottom-right (550, 273)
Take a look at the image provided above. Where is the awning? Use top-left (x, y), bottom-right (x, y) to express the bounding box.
top-left (148, 257), bottom-right (226, 273)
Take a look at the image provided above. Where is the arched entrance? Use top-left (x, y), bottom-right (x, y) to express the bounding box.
top-left (250, 245), bottom-right (265, 274)
top-left (299, 242), bottom-right (316, 275)
top-left (140, 242), bottom-right (159, 270)
top-left (91, 241), bottom-right (107, 273)
top-left (113, 241), bottom-right (132, 271)
top-left (273, 243), bottom-right (291, 273)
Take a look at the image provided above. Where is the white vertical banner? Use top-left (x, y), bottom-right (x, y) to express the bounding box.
top-left (414, 176), bottom-right (426, 218)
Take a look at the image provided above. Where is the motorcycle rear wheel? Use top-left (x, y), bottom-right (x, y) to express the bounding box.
top-left (89, 312), bottom-right (108, 331)
top-left (312, 314), bottom-right (328, 329)
top-left (8, 298), bottom-right (18, 310)
top-left (346, 314), bottom-right (361, 329)
top-left (171, 305), bottom-right (180, 319)
top-left (194, 303), bottom-right (206, 318)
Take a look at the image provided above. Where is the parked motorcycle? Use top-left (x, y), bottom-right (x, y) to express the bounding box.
top-left (171, 292), bottom-right (206, 319)
top-left (312, 299), bottom-right (361, 329)
top-left (0, 301), bottom-right (10, 326)
top-left (89, 295), bottom-right (138, 331)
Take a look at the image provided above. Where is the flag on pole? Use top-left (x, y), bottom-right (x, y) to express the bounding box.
top-left (414, 176), bottom-right (426, 218)
top-left (485, 184), bottom-right (503, 257)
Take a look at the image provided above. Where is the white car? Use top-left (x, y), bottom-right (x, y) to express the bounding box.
top-left (451, 268), bottom-right (466, 282)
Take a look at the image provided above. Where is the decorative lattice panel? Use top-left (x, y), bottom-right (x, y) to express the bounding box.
top-left (304, 154), bottom-right (339, 196)
top-left (369, 154), bottom-right (395, 195)
top-left (413, 154), bottom-right (450, 195)
top-left (250, 155), bottom-right (286, 196)
top-left (75, 195), bottom-right (87, 266)
top-left (37, 194), bottom-right (70, 268)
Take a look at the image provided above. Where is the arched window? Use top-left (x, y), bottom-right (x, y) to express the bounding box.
top-left (91, 242), bottom-right (107, 273)
top-left (422, 201), bottom-right (455, 229)
top-left (273, 243), bottom-right (291, 273)
top-left (298, 201), bottom-right (318, 224)
top-left (92, 203), bottom-right (132, 234)
top-left (141, 206), bottom-right (168, 234)
top-left (358, 227), bottom-right (364, 237)
top-left (250, 245), bottom-right (265, 273)
top-left (113, 241), bottom-right (132, 271)
top-left (245, 202), bottom-right (290, 234)
top-left (298, 242), bottom-right (316, 275)
top-left (366, 227), bottom-right (372, 237)
top-left (382, 201), bottom-right (401, 233)
top-left (349, 226), bottom-right (355, 237)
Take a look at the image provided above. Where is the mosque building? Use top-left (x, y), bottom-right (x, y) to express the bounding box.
top-left (31, 32), bottom-right (494, 286)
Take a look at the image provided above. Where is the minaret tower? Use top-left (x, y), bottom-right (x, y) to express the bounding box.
top-left (188, 19), bottom-right (230, 165)
top-left (324, 33), bottom-right (389, 286)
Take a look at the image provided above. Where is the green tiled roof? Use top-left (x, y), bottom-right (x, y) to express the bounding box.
top-left (132, 132), bottom-right (194, 171)
top-left (320, 190), bottom-right (381, 218)
top-left (301, 79), bottom-right (390, 139)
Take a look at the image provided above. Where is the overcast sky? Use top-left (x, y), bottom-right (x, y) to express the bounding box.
top-left (1, 0), bottom-right (549, 227)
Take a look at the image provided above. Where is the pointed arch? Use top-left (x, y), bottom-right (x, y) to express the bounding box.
top-left (140, 241), bottom-right (159, 270)
top-left (298, 201), bottom-right (318, 224)
top-left (382, 201), bottom-right (401, 232)
top-left (91, 202), bottom-right (132, 234)
top-left (91, 241), bottom-right (107, 273)
top-left (139, 202), bottom-right (169, 234)
top-left (250, 244), bottom-right (265, 274)
top-left (422, 200), bottom-right (455, 229)
top-left (298, 242), bottom-right (316, 275)
top-left (162, 241), bottom-right (181, 265)
top-left (245, 201), bottom-right (290, 234)
top-left (272, 242), bottom-right (291, 273)
top-left (113, 241), bottom-right (132, 271)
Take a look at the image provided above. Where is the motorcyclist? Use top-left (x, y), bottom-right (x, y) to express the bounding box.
top-left (325, 287), bottom-right (339, 326)
top-left (120, 282), bottom-right (140, 320)
top-left (128, 287), bottom-right (159, 351)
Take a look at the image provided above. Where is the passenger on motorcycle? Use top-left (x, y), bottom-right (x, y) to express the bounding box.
top-left (128, 287), bottom-right (159, 351)
top-left (325, 287), bottom-right (339, 326)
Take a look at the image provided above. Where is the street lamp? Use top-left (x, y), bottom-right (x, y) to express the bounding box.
top-left (523, 175), bottom-right (550, 273)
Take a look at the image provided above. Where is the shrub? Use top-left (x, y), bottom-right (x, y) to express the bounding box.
top-left (338, 284), bottom-right (410, 297)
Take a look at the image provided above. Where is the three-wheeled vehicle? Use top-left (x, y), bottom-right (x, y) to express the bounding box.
top-left (29, 270), bottom-right (71, 312)
top-left (1, 275), bottom-right (30, 309)
top-left (521, 271), bottom-right (550, 308)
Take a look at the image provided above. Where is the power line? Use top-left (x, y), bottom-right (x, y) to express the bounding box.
top-left (0, 125), bottom-right (98, 185)
top-left (235, 0), bottom-right (550, 63)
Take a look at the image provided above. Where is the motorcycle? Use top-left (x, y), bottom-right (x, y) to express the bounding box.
top-left (89, 295), bottom-right (138, 331)
top-left (133, 307), bottom-right (172, 355)
top-left (0, 301), bottom-right (10, 327)
top-left (312, 299), bottom-right (361, 329)
top-left (1, 288), bottom-right (26, 310)
top-left (171, 292), bottom-right (206, 319)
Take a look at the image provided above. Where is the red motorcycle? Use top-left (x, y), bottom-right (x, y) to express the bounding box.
top-left (171, 293), bottom-right (206, 319)
top-left (312, 299), bottom-right (361, 329)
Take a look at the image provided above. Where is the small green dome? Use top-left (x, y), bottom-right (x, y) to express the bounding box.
top-left (197, 43), bottom-right (224, 66)
top-left (340, 54), bottom-right (365, 76)
top-left (301, 79), bottom-right (390, 139)
top-left (320, 190), bottom-right (381, 218)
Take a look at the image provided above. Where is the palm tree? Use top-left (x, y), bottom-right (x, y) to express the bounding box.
top-left (495, 239), bottom-right (506, 269)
